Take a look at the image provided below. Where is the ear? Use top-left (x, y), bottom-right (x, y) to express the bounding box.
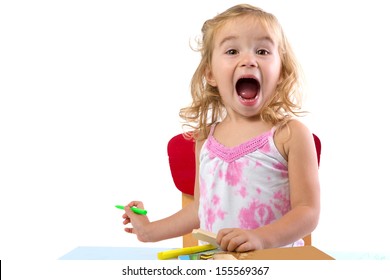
top-left (205, 66), bottom-right (217, 87)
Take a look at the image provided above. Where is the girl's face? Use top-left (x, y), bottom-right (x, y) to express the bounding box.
top-left (206, 16), bottom-right (282, 120)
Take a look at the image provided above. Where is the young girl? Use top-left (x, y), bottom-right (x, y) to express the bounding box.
top-left (121, 4), bottom-right (320, 252)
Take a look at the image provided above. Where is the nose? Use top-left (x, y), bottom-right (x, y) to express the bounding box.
top-left (240, 52), bottom-right (258, 68)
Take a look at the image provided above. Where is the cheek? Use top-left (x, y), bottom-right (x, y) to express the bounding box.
top-left (209, 68), bottom-right (228, 88)
top-left (275, 60), bottom-right (283, 83)
top-left (267, 63), bottom-right (282, 88)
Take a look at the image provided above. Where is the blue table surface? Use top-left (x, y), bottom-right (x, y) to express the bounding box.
top-left (59, 246), bottom-right (167, 260)
top-left (58, 246), bottom-right (390, 260)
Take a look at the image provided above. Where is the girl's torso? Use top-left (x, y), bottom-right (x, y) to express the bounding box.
top-left (198, 123), bottom-right (304, 247)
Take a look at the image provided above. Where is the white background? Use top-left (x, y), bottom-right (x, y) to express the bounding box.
top-left (1, 0), bottom-right (390, 277)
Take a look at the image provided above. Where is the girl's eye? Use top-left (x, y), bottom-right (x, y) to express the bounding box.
top-left (226, 49), bottom-right (238, 55)
top-left (257, 49), bottom-right (270, 55)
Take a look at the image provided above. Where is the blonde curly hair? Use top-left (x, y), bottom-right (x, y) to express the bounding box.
top-left (179, 4), bottom-right (304, 140)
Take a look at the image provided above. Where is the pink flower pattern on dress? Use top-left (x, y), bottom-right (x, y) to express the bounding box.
top-left (238, 186), bottom-right (248, 198)
top-left (225, 161), bottom-right (244, 186)
top-left (199, 126), bottom-right (299, 245)
top-left (203, 194), bottom-right (227, 231)
top-left (212, 194), bottom-right (220, 205)
top-left (273, 190), bottom-right (290, 215)
top-left (204, 207), bottom-right (216, 231)
top-left (239, 200), bottom-right (276, 229)
top-left (217, 209), bottom-right (226, 220)
top-left (273, 162), bottom-right (288, 178)
top-left (255, 161), bottom-right (263, 168)
top-left (259, 135), bottom-right (271, 153)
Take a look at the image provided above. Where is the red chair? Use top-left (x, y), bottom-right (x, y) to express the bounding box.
top-left (168, 132), bottom-right (321, 247)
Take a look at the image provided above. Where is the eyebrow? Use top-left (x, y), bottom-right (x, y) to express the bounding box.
top-left (218, 35), bottom-right (275, 47)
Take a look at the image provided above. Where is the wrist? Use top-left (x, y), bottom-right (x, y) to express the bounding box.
top-left (135, 221), bottom-right (154, 243)
top-left (251, 228), bottom-right (274, 249)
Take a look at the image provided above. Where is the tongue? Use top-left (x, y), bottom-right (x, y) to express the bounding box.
top-left (237, 80), bottom-right (258, 99)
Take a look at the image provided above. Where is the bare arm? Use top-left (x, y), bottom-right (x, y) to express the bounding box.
top-left (123, 201), bottom-right (199, 242)
top-left (122, 140), bottom-right (204, 242)
top-left (260, 120), bottom-right (320, 247)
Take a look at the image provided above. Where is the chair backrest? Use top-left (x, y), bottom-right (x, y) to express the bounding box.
top-left (167, 133), bottom-right (196, 196)
top-left (168, 132), bottom-right (321, 247)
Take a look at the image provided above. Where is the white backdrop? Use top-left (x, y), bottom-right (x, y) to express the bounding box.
top-left (1, 0), bottom-right (390, 272)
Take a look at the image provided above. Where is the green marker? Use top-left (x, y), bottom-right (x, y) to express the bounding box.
top-left (115, 205), bottom-right (147, 215)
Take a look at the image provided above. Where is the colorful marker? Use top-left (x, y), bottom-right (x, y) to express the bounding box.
top-left (157, 244), bottom-right (217, 260)
top-left (115, 205), bottom-right (147, 215)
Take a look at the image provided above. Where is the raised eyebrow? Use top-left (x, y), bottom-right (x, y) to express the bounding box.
top-left (218, 35), bottom-right (276, 48)
top-left (218, 35), bottom-right (237, 48)
top-left (255, 36), bottom-right (276, 47)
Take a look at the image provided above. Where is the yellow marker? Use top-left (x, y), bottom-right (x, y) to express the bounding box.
top-left (157, 244), bottom-right (217, 260)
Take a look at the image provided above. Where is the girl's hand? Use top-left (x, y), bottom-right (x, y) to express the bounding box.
top-left (217, 228), bottom-right (264, 252)
top-left (122, 201), bottom-right (150, 242)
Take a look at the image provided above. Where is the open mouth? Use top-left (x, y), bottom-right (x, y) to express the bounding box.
top-left (236, 78), bottom-right (260, 101)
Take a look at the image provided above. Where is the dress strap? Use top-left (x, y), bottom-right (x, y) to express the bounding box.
top-left (208, 123), bottom-right (217, 138)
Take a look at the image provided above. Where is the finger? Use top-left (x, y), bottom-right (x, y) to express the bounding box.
top-left (226, 235), bottom-right (246, 252)
top-left (219, 230), bottom-right (246, 252)
top-left (234, 241), bottom-right (252, 252)
top-left (123, 217), bottom-right (130, 225)
top-left (216, 228), bottom-right (233, 245)
top-left (128, 201), bottom-right (145, 209)
top-left (125, 202), bottom-right (146, 217)
top-left (217, 228), bottom-right (236, 250)
top-left (124, 227), bottom-right (134, 234)
top-left (122, 212), bottom-right (129, 219)
top-left (124, 205), bottom-right (135, 217)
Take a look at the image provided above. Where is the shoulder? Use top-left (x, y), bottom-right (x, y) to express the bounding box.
top-left (195, 138), bottom-right (207, 155)
top-left (274, 119), bottom-right (314, 160)
top-left (194, 125), bottom-right (212, 158)
top-left (277, 119), bottom-right (312, 138)
top-left (195, 123), bottom-right (214, 151)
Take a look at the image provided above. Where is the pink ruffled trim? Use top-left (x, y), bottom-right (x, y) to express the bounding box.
top-left (206, 125), bottom-right (273, 163)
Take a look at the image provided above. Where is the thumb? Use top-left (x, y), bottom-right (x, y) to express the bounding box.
top-left (128, 201), bottom-right (145, 209)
